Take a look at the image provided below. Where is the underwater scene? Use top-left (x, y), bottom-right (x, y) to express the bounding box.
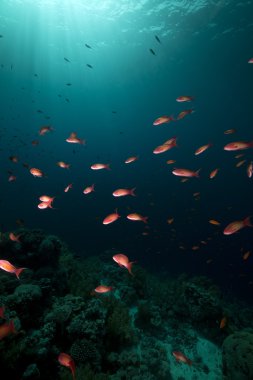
top-left (0, 0), bottom-right (253, 379)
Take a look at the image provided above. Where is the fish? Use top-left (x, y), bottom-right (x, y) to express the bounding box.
top-left (223, 216), bottom-right (252, 235)
top-left (172, 168), bottom-right (200, 178)
top-left (66, 132), bottom-right (85, 144)
top-left (9, 156), bottom-right (18, 163)
top-left (64, 184), bottom-right (73, 193)
top-left (153, 137), bottom-right (177, 154)
top-left (86, 64), bottom-right (93, 68)
top-left (149, 48), bottom-right (156, 55)
top-left (224, 129), bottom-right (236, 134)
top-left (220, 317), bottom-right (227, 329)
top-left (167, 218), bottom-right (174, 224)
top-left (176, 96), bottom-right (194, 102)
top-left (39, 126), bottom-right (53, 135)
top-left (209, 168), bottom-right (219, 179)
top-left (90, 163), bottom-right (110, 170)
top-left (0, 260), bottom-right (26, 279)
top-left (248, 58), bottom-right (253, 63)
top-left (127, 213), bottom-right (148, 223)
top-left (177, 109), bottom-right (194, 120)
top-left (153, 116), bottom-right (174, 126)
top-left (30, 168), bottom-right (45, 177)
top-left (247, 161), bottom-right (253, 178)
top-left (224, 141), bottom-right (253, 151)
top-left (0, 320), bottom-right (16, 340)
top-left (125, 156), bottom-right (138, 164)
top-left (194, 143), bottom-right (212, 155)
top-left (93, 285), bottom-right (113, 294)
top-left (166, 160), bottom-right (176, 164)
top-left (8, 175), bottom-right (16, 182)
top-left (85, 43), bottom-right (92, 49)
top-left (38, 195), bottom-right (55, 209)
top-left (66, 83), bottom-right (72, 86)
top-left (155, 35), bottom-right (161, 43)
top-left (112, 253), bottom-right (136, 275)
top-left (9, 232), bottom-right (21, 242)
top-left (172, 351), bottom-right (192, 365)
top-left (83, 184), bottom-right (95, 194)
top-left (103, 209), bottom-right (120, 225)
top-left (209, 219), bottom-right (221, 226)
top-left (242, 251), bottom-right (251, 260)
top-left (57, 161), bottom-right (70, 169)
top-left (58, 353), bottom-right (75, 380)
top-left (64, 57), bottom-right (70, 62)
top-left (236, 159), bottom-right (246, 168)
top-left (0, 305), bottom-right (5, 319)
top-left (112, 188), bottom-right (136, 197)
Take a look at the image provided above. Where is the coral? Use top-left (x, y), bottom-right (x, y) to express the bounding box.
top-left (70, 338), bottom-right (101, 368)
top-left (222, 330), bottom-right (253, 380)
top-left (21, 363), bottom-right (40, 379)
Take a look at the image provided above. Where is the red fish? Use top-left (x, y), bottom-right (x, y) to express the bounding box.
top-left (176, 96), bottom-right (194, 102)
top-left (125, 156), bottom-right (138, 164)
top-left (9, 156), bottom-right (18, 163)
top-left (127, 213), bottom-right (148, 223)
top-left (58, 353), bottom-right (75, 380)
top-left (194, 143), bottom-right (212, 155)
top-left (172, 168), bottom-right (200, 178)
top-left (93, 285), bottom-right (113, 294)
top-left (30, 168), bottom-right (45, 177)
top-left (64, 183), bottom-right (73, 193)
top-left (172, 351), bottom-right (192, 365)
top-left (153, 137), bottom-right (177, 154)
top-left (9, 232), bottom-right (21, 242)
top-left (91, 163), bottom-right (110, 170)
top-left (223, 216), bottom-right (252, 235)
top-left (153, 115), bottom-right (174, 126)
top-left (57, 161), bottom-right (70, 169)
top-left (177, 109), bottom-right (194, 120)
top-left (247, 162), bottom-right (253, 178)
top-left (38, 195), bottom-right (55, 209)
top-left (66, 132), bottom-right (85, 144)
top-left (8, 175), bottom-right (17, 182)
top-left (112, 253), bottom-right (136, 275)
top-left (103, 209), bottom-right (120, 225)
top-left (39, 126), bottom-right (53, 135)
top-left (0, 320), bottom-right (16, 340)
top-left (83, 184), bottom-right (95, 194)
top-left (224, 129), bottom-right (236, 135)
top-left (112, 188), bottom-right (136, 197)
top-left (224, 141), bottom-right (253, 151)
top-left (209, 168), bottom-right (219, 179)
top-left (0, 260), bottom-right (26, 279)
top-left (248, 58), bottom-right (253, 63)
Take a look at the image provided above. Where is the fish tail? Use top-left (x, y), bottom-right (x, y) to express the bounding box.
top-left (15, 267), bottom-right (26, 279)
top-left (127, 261), bottom-right (137, 276)
top-left (130, 187), bottom-right (136, 196)
top-left (143, 216), bottom-right (148, 223)
top-left (244, 216), bottom-right (253, 227)
top-left (195, 169), bottom-right (201, 177)
top-left (9, 319), bottom-right (16, 334)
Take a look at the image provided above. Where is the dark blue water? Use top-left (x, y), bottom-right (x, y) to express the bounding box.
top-left (1, 0), bottom-right (253, 301)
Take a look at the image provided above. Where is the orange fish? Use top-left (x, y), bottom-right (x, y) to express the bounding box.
top-left (177, 109), bottom-right (194, 120)
top-left (167, 218), bottom-right (174, 224)
top-left (235, 154), bottom-right (244, 159)
top-left (153, 137), bottom-right (177, 154)
top-left (112, 253), bottom-right (136, 275)
top-left (209, 168), bottom-right (219, 179)
top-left (248, 58), bottom-right (253, 63)
top-left (127, 213), bottom-right (148, 223)
top-left (83, 184), bottom-right (95, 194)
top-left (223, 216), bottom-right (252, 235)
top-left (176, 95), bottom-right (194, 102)
top-left (57, 161), bottom-right (70, 169)
top-left (31, 140), bottom-right (39, 146)
top-left (220, 316), bottom-right (227, 329)
top-left (64, 183), bottom-right (73, 192)
top-left (66, 132), bottom-right (85, 144)
top-left (91, 163), bottom-right (110, 170)
top-left (0, 260), bottom-right (26, 279)
top-left (172, 351), bottom-right (192, 365)
top-left (125, 156), bottom-right (138, 164)
top-left (172, 168), bottom-right (200, 178)
top-left (192, 246), bottom-right (200, 251)
top-left (247, 161), bottom-right (253, 178)
top-left (153, 115), bottom-right (174, 126)
top-left (236, 160), bottom-right (246, 168)
top-left (209, 219), bottom-right (220, 226)
top-left (93, 285), bottom-right (113, 294)
top-left (58, 353), bottom-right (75, 380)
top-left (103, 209), bottom-right (120, 225)
top-left (243, 251), bottom-right (251, 260)
top-left (224, 129), bottom-right (236, 134)
top-left (0, 320), bottom-right (16, 340)
top-left (38, 195), bottom-right (55, 209)
top-left (9, 232), bottom-right (21, 242)
top-left (166, 159), bottom-right (176, 164)
top-left (224, 141), bottom-right (253, 151)
top-left (194, 143), bottom-right (212, 155)
top-left (39, 126), bottom-right (53, 136)
top-left (30, 168), bottom-right (45, 177)
top-left (112, 188), bottom-right (136, 197)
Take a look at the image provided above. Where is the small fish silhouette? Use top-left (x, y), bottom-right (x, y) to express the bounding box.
top-left (149, 48), bottom-right (156, 56)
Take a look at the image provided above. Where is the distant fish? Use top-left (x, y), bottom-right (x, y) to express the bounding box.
top-left (149, 48), bottom-right (156, 56)
top-left (155, 35), bottom-right (161, 43)
top-left (64, 57), bottom-right (70, 62)
top-left (85, 43), bottom-right (92, 49)
top-left (65, 98), bottom-right (70, 102)
top-left (86, 64), bottom-right (93, 69)
top-left (34, 73), bottom-right (38, 77)
top-left (248, 58), bottom-right (253, 64)
top-left (0, 35), bottom-right (3, 38)
top-left (112, 111), bottom-right (117, 114)
top-left (66, 83), bottom-right (72, 86)
top-left (37, 109), bottom-right (43, 113)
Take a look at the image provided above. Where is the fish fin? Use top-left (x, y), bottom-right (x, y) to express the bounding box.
top-left (244, 216), bottom-right (253, 227)
top-left (128, 261), bottom-right (137, 276)
top-left (15, 267), bottom-right (26, 279)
